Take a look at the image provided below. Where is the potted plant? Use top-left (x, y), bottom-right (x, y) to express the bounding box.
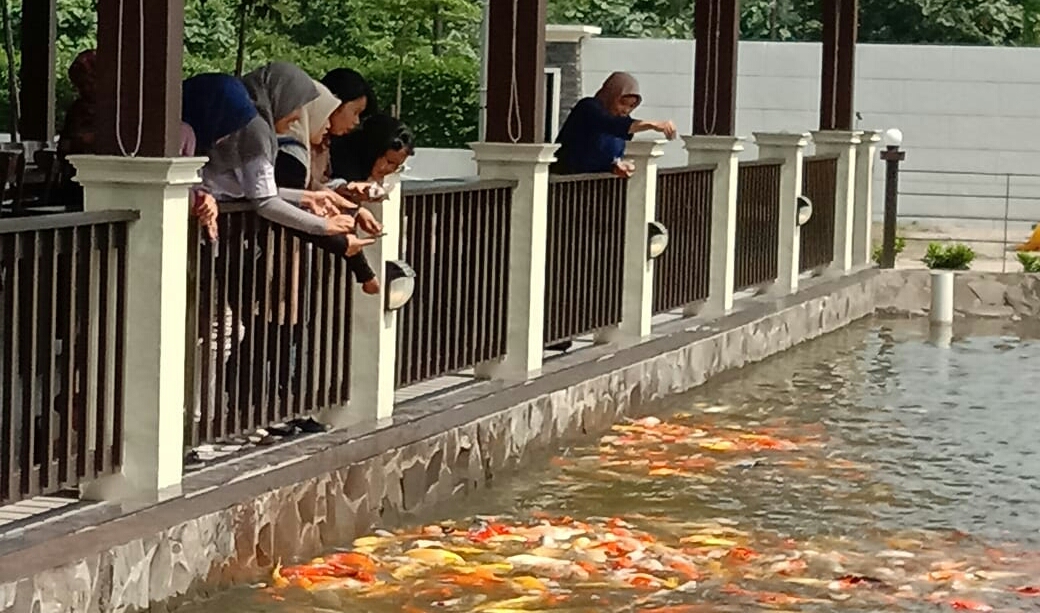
top-left (1018, 252), bottom-right (1040, 273)
top-left (921, 242), bottom-right (975, 324)
top-left (921, 242), bottom-right (975, 270)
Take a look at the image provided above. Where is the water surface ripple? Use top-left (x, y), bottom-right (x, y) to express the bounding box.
top-left (178, 318), bottom-right (1040, 612)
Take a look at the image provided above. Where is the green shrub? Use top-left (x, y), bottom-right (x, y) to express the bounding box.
top-left (1018, 252), bottom-right (1040, 273)
top-left (871, 236), bottom-right (906, 264)
top-left (364, 55), bottom-right (479, 149)
top-left (922, 242), bottom-right (975, 270)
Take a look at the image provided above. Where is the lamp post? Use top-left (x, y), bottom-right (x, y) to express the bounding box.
top-left (879, 128), bottom-right (905, 269)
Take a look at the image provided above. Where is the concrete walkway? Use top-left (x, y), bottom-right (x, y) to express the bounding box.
top-left (876, 221), bottom-right (1037, 273)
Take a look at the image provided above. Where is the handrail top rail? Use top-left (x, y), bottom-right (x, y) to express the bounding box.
top-left (549, 171), bottom-right (623, 184)
top-left (739, 158), bottom-right (786, 169)
top-left (215, 200), bottom-right (254, 215)
top-left (804, 154), bottom-right (841, 163)
top-left (658, 163), bottom-right (717, 176)
top-left (401, 178), bottom-right (517, 197)
top-left (0, 209), bottom-right (139, 234)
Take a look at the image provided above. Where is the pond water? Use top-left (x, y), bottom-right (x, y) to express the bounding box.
top-left (179, 318), bottom-right (1040, 613)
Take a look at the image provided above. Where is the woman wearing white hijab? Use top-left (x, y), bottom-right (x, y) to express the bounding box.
top-left (273, 79), bottom-right (381, 287)
top-left (203, 62), bottom-right (355, 237)
top-left (277, 79), bottom-right (341, 191)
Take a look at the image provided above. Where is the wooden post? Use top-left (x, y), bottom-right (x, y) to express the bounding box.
top-left (693, 0), bottom-right (740, 136)
top-left (19, 0), bottom-right (56, 142)
top-left (819, 0), bottom-right (858, 131)
top-left (96, 0), bottom-right (185, 157)
top-left (484, 0), bottom-right (547, 143)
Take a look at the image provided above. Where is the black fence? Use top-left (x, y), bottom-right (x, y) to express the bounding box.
top-left (0, 211), bottom-right (136, 504)
top-left (801, 155), bottom-right (838, 272)
top-left (653, 165), bottom-right (714, 313)
top-left (734, 160), bottom-right (782, 291)
top-left (396, 181), bottom-right (514, 387)
top-left (187, 206), bottom-right (353, 447)
top-left (544, 174), bottom-right (627, 345)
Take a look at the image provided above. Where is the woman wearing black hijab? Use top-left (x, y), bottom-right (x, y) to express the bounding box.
top-left (309, 68), bottom-right (384, 294)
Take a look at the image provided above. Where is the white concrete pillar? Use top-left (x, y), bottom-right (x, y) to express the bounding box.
top-left (854, 129), bottom-right (882, 267)
top-left (754, 132), bottom-right (809, 296)
top-left (69, 155), bottom-right (205, 501)
top-left (336, 173), bottom-right (403, 427)
top-left (811, 130), bottom-right (861, 273)
top-left (470, 142), bottom-right (559, 380)
top-left (683, 135), bottom-right (743, 317)
top-left (595, 140), bottom-right (665, 343)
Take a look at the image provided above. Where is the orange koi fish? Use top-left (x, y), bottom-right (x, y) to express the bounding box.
top-left (948, 599), bottom-right (993, 611)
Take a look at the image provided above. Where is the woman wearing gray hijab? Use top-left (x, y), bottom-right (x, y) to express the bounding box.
top-left (202, 62), bottom-right (357, 238)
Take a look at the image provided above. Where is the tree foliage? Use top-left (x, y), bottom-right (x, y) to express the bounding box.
top-left (548, 0), bottom-right (1040, 45)
top-left (1, 0), bottom-right (1040, 142)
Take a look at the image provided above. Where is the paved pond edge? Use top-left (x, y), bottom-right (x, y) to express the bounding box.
top-left (0, 269), bottom-right (879, 613)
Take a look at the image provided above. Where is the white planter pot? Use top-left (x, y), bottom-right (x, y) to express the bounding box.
top-left (929, 270), bottom-right (956, 325)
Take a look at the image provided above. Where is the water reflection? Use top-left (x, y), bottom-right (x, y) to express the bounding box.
top-left (178, 318), bottom-right (1040, 613)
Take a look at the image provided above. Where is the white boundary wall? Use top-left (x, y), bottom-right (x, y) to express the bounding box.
top-left (406, 39), bottom-right (1040, 229)
top-left (583, 38), bottom-right (1040, 227)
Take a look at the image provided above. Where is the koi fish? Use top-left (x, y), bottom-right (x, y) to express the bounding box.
top-left (948, 599), bottom-right (993, 611)
top-left (406, 548), bottom-right (466, 565)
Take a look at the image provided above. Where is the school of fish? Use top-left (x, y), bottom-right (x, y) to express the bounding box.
top-left (254, 411), bottom-right (1040, 612)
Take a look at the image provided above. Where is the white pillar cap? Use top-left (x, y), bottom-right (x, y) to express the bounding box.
top-left (753, 132), bottom-right (810, 148)
top-left (624, 140), bottom-right (666, 159)
top-left (469, 142), bottom-right (560, 164)
top-left (682, 134), bottom-right (745, 153)
top-left (68, 154), bottom-right (206, 186)
top-left (810, 130), bottom-right (863, 146)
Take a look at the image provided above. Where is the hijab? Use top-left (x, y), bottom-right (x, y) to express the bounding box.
top-left (322, 68), bottom-right (378, 118)
top-left (594, 72), bottom-right (642, 111)
top-left (69, 49), bottom-right (97, 99)
top-left (208, 62), bottom-right (319, 173)
top-left (320, 68), bottom-right (378, 185)
top-left (284, 79), bottom-right (340, 189)
top-left (181, 73), bottom-right (258, 155)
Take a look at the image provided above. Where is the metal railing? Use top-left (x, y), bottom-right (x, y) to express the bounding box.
top-left (396, 180), bottom-right (515, 387)
top-left (895, 169), bottom-right (1040, 272)
top-left (653, 165), bottom-right (714, 313)
top-left (186, 205), bottom-right (353, 447)
top-left (0, 211), bottom-right (136, 504)
top-left (800, 155), bottom-right (838, 272)
top-left (544, 173), bottom-right (627, 346)
top-left (734, 160), bottom-right (782, 291)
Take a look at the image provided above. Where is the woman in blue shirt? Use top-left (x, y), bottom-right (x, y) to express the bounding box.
top-left (554, 72), bottom-right (677, 177)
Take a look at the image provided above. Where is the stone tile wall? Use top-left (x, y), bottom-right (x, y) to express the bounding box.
top-left (876, 270), bottom-right (1040, 318)
top-left (546, 41), bottom-right (583, 126)
top-left (0, 272), bottom-right (879, 613)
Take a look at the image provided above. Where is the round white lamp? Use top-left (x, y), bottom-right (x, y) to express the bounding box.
top-left (796, 195), bottom-right (813, 226)
top-left (647, 221), bottom-right (669, 260)
top-left (385, 260), bottom-right (416, 311)
top-left (883, 128), bottom-right (903, 148)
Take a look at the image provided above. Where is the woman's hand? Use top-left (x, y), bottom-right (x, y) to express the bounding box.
top-left (319, 188), bottom-right (359, 213)
top-left (336, 181), bottom-right (387, 203)
top-left (654, 120), bottom-right (677, 140)
top-left (612, 160), bottom-right (636, 178)
top-left (346, 234), bottom-right (375, 257)
top-left (356, 207), bottom-right (383, 235)
top-left (191, 191), bottom-right (219, 242)
top-left (300, 192), bottom-right (339, 218)
top-left (324, 214), bottom-right (356, 236)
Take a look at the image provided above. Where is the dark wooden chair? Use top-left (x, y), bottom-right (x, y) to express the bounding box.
top-left (0, 150), bottom-right (27, 217)
top-left (32, 149), bottom-right (65, 210)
